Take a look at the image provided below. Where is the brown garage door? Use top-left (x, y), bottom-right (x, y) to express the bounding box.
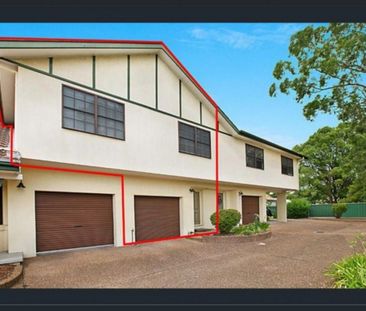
top-left (241, 196), bottom-right (260, 224)
top-left (35, 192), bottom-right (114, 252)
top-left (134, 196), bottom-right (180, 241)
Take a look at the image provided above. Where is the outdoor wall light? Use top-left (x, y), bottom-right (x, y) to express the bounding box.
top-left (16, 181), bottom-right (26, 189)
top-left (239, 191), bottom-right (243, 196)
top-left (189, 188), bottom-right (195, 192)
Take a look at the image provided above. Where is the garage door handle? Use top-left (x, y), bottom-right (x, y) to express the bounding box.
top-left (74, 225), bottom-right (83, 228)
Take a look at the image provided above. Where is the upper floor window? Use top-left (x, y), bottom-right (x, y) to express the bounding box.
top-left (62, 85), bottom-right (125, 140)
top-left (246, 144), bottom-right (264, 170)
top-left (178, 122), bottom-right (211, 158)
top-left (281, 156), bottom-right (294, 176)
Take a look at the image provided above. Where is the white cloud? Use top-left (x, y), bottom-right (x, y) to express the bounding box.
top-left (188, 23), bottom-right (303, 50)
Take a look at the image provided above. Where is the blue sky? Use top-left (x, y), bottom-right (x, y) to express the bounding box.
top-left (0, 23), bottom-right (338, 148)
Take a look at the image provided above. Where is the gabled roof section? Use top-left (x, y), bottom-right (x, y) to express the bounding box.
top-left (0, 37), bottom-right (304, 159)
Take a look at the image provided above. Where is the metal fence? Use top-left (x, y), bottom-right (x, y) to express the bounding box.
top-left (267, 202), bottom-right (366, 218)
top-left (309, 203), bottom-right (366, 218)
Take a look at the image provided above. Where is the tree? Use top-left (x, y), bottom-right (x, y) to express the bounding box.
top-left (346, 129), bottom-right (366, 202)
top-left (269, 23), bottom-right (366, 124)
top-left (293, 124), bottom-right (354, 203)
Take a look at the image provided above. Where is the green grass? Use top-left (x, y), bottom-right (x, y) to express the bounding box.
top-left (325, 253), bottom-right (366, 288)
top-left (230, 222), bottom-right (270, 235)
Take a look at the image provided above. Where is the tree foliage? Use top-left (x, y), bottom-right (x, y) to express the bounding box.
top-left (270, 23), bottom-right (366, 203)
top-left (293, 124), bottom-right (355, 203)
top-left (270, 23), bottom-right (366, 124)
top-left (346, 128), bottom-right (366, 202)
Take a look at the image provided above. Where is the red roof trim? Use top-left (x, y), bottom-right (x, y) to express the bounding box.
top-left (0, 37), bottom-right (219, 109)
top-left (0, 37), bottom-right (163, 45)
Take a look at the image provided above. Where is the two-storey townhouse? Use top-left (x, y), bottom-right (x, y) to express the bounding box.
top-left (0, 38), bottom-right (303, 258)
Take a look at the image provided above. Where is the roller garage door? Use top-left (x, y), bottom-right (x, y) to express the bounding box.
top-left (35, 192), bottom-right (114, 252)
top-left (241, 196), bottom-right (260, 224)
top-left (134, 196), bottom-right (180, 241)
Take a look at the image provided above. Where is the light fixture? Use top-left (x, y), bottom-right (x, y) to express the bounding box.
top-left (189, 188), bottom-right (195, 192)
top-left (239, 191), bottom-right (243, 196)
top-left (17, 180), bottom-right (26, 189)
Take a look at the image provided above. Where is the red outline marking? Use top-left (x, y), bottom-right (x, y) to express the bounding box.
top-left (0, 38), bottom-right (221, 247)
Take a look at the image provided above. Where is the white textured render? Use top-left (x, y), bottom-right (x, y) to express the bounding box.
top-left (0, 44), bottom-right (300, 257)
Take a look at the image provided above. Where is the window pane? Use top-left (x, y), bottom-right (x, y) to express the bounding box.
top-left (106, 119), bottom-right (115, 128)
top-left (98, 106), bottom-right (106, 117)
top-left (98, 98), bottom-right (107, 107)
top-left (85, 114), bottom-right (94, 124)
top-left (247, 156), bottom-right (255, 168)
top-left (255, 148), bottom-right (263, 159)
top-left (179, 137), bottom-right (195, 153)
top-left (246, 145), bottom-right (255, 157)
top-left (85, 123), bottom-right (95, 133)
top-left (197, 142), bottom-right (210, 158)
top-left (75, 90), bottom-right (85, 101)
top-left (114, 110), bottom-right (124, 121)
top-left (107, 128), bottom-right (115, 137)
top-left (116, 104), bottom-right (123, 113)
top-left (75, 111), bottom-right (85, 121)
top-left (98, 126), bottom-right (107, 135)
top-left (197, 128), bottom-right (210, 144)
top-left (75, 120), bottom-right (85, 131)
top-left (85, 94), bottom-right (94, 103)
top-left (85, 102), bottom-right (94, 113)
top-left (107, 108), bottom-right (115, 119)
top-left (63, 117), bottom-right (74, 128)
top-left (115, 121), bottom-right (123, 131)
top-left (64, 96), bottom-right (74, 108)
top-left (115, 130), bottom-right (124, 139)
top-left (75, 99), bottom-right (85, 111)
top-left (256, 158), bottom-right (264, 169)
top-left (179, 123), bottom-right (195, 140)
top-left (107, 101), bottom-right (115, 110)
top-left (64, 108), bottom-right (74, 119)
top-left (98, 117), bottom-right (106, 126)
top-left (63, 87), bottom-right (74, 98)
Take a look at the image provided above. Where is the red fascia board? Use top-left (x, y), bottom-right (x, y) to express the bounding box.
top-left (0, 37), bottom-right (164, 45)
top-left (0, 37), bottom-right (219, 110)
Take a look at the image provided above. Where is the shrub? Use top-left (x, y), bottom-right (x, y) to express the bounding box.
top-left (325, 233), bottom-right (366, 288)
top-left (210, 209), bottom-right (241, 234)
top-left (287, 198), bottom-right (310, 218)
top-left (230, 222), bottom-right (270, 235)
top-left (332, 203), bottom-right (348, 218)
top-left (325, 254), bottom-right (366, 288)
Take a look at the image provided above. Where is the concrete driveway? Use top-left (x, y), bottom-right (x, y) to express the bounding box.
top-left (14, 219), bottom-right (366, 288)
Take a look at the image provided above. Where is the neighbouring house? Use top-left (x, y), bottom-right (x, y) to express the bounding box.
top-left (0, 38), bottom-right (302, 258)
